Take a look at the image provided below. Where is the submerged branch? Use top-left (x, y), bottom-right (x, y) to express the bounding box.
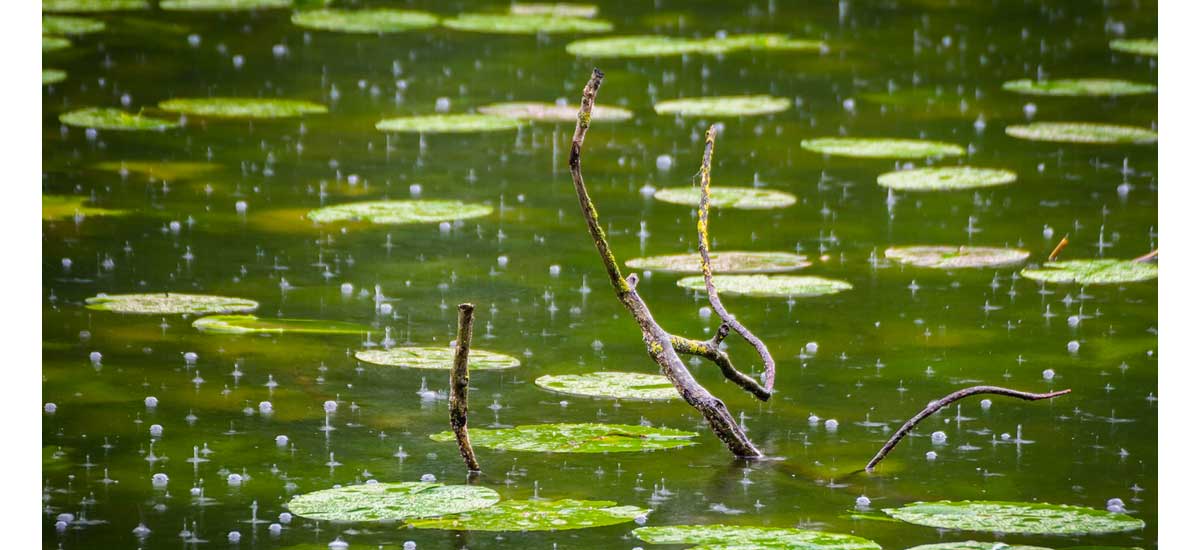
top-left (450, 303), bottom-right (481, 473)
top-left (865, 386), bottom-right (1071, 472)
top-left (1132, 249), bottom-right (1158, 263)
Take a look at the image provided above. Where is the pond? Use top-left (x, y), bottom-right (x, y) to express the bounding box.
top-left (42, 1), bottom-right (1157, 549)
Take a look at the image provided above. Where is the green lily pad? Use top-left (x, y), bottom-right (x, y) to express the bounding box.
top-left (885, 246), bottom-right (1030, 268)
top-left (626, 251), bottom-right (810, 273)
top-left (477, 101), bottom-right (632, 122)
top-left (409, 499), bottom-right (647, 531)
top-left (42, 0), bottom-right (149, 12)
top-left (1110, 38), bottom-right (1157, 56)
top-left (906, 543), bottom-right (1053, 550)
top-left (566, 33), bottom-right (824, 58)
top-left (193, 315), bottom-right (367, 335)
top-left (43, 69), bottom-right (67, 85)
top-left (285, 482), bottom-right (499, 522)
top-left (160, 0), bottom-right (292, 11)
top-left (429, 423), bottom-right (698, 453)
top-left (94, 160), bottom-right (220, 181)
top-left (442, 13), bottom-right (612, 34)
top-left (654, 95), bottom-right (790, 117)
top-left (43, 36), bottom-right (71, 52)
top-left (1005, 122), bottom-right (1157, 144)
top-left (290, 9), bottom-right (439, 33)
top-left (43, 15), bottom-right (106, 34)
top-left (534, 372), bottom-right (679, 400)
top-left (42, 195), bottom-right (126, 220)
top-left (653, 186), bottom-right (796, 209)
top-left (355, 346), bottom-right (520, 370)
top-left (633, 524), bottom-right (881, 550)
top-left (158, 98), bottom-right (327, 119)
top-left (678, 275), bottom-right (853, 298)
top-left (85, 293), bottom-right (259, 315)
top-left (376, 114), bottom-right (523, 133)
top-left (510, 3), bottom-right (598, 18)
top-left (306, 200), bottom-right (493, 224)
top-left (1019, 259), bottom-right (1157, 285)
top-left (877, 167), bottom-right (1017, 191)
top-left (802, 138), bottom-right (965, 159)
top-left (883, 501), bottom-right (1145, 536)
top-left (59, 107), bottom-right (180, 131)
top-left (1002, 78), bottom-right (1156, 96)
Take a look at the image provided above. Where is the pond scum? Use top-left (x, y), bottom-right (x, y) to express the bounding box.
top-left (41, 2), bottom-right (1158, 549)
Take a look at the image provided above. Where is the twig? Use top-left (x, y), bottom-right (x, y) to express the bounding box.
top-left (1048, 235), bottom-right (1069, 262)
top-left (865, 386), bottom-right (1070, 472)
top-left (671, 329), bottom-right (771, 401)
top-left (1132, 249), bottom-right (1158, 263)
top-left (569, 68), bottom-right (761, 458)
top-left (696, 126), bottom-right (776, 393)
top-left (450, 303), bottom-right (481, 473)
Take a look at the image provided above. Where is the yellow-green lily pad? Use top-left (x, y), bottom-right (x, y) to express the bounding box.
top-left (654, 95), bottom-right (790, 117)
top-left (59, 107), bottom-right (179, 131)
top-left (510, 3), bottom-right (597, 18)
top-left (653, 186), bottom-right (795, 209)
top-left (1005, 122), bottom-right (1157, 144)
top-left (160, 0), bottom-right (292, 11)
top-left (355, 346), bottom-right (520, 370)
top-left (376, 114), bottom-right (522, 133)
top-left (1002, 78), bottom-right (1156, 96)
top-left (535, 372), bottom-right (678, 400)
top-left (193, 315), bottom-right (367, 335)
top-left (94, 160), bottom-right (220, 181)
top-left (1110, 38), bottom-right (1157, 56)
top-left (42, 0), bottom-right (149, 12)
top-left (158, 98), bottom-right (327, 119)
top-left (906, 543), bottom-right (1053, 550)
top-left (626, 251), bottom-right (809, 273)
top-left (566, 33), bottom-right (824, 58)
top-left (633, 524), bottom-right (881, 550)
top-left (1019, 259), bottom-right (1157, 285)
top-left (306, 200), bottom-right (493, 225)
top-left (877, 167), bottom-right (1017, 191)
top-left (43, 15), bottom-right (106, 34)
top-left (477, 101), bottom-right (632, 122)
top-left (802, 137), bottom-right (965, 159)
top-left (409, 499), bottom-right (648, 531)
top-left (43, 36), bottom-right (72, 52)
top-left (42, 195), bottom-right (125, 220)
top-left (43, 69), bottom-right (68, 85)
top-left (677, 275), bottom-right (853, 298)
top-left (429, 423), bottom-right (698, 453)
top-left (442, 13), bottom-right (612, 34)
top-left (285, 482), bottom-right (499, 522)
top-left (290, 9), bottom-right (439, 33)
top-left (885, 246), bottom-right (1030, 268)
top-left (85, 293), bottom-right (259, 315)
top-left (883, 501), bottom-right (1145, 536)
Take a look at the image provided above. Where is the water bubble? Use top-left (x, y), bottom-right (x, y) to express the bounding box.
top-left (323, 400), bottom-right (338, 413)
top-left (925, 450), bottom-right (938, 460)
top-left (132, 523), bottom-right (151, 537)
top-left (279, 512), bottom-right (293, 524)
top-left (329, 538), bottom-right (350, 550)
top-left (403, 542), bottom-right (417, 550)
top-left (272, 44), bottom-right (288, 58)
top-left (145, 396), bottom-right (159, 408)
top-left (184, 352), bottom-right (198, 364)
top-left (169, 220), bottom-right (182, 233)
top-left (435, 97), bottom-right (451, 112)
top-left (341, 283), bottom-right (354, 294)
top-left (187, 34), bottom-right (201, 47)
top-left (698, 306), bottom-right (713, 319)
top-left (439, 221), bottom-right (452, 233)
top-left (842, 98), bottom-right (856, 112)
top-left (259, 401), bottom-right (273, 414)
top-left (808, 413), bottom-right (820, 425)
top-left (235, 200), bottom-right (248, 214)
top-left (931, 431), bottom-right (947, 444)
top-left (420, 473), bottom-right (436, 482)
top-left (497, 255), bottom-right (509, 267)
top-left (61, 258), bottom-right (72, 269)
top-left (1023, 102), bottom-right (1037, 118)
top-left (89, 351), bottom-right (103, 363)
top-left (824, 419), bottom-right (838, 431)
top-left (232, 54), bottom-right (245, 68)
top-left (854, 495), bottom-right (871, 508)
top-left (1042, 368), bottom-right (1055, 380)
top-left (44, 403), bottom-right (57, 414)
top-left (549, 264), bottom-right (561, 277)
top-left (1067, 315), bottom-right (1081, 328)
top-left (1067, 340), bottom-right (1080, 353)
top-left (228, 473), bottom-right (244, 485)
top-left (980, 399), bottom-right (992, 410)
top-left (409, 183), bottom-right (422, 196)
top-left (805, 342), bottom-right (818, 354)
top-left (655, 154), bottom-right (673, 171)
top-left (149, 424), bottom-right (163, 437)
top-left (268, 523), bottom-right (282, 536)
top-left (1106, 497), bottom-right (1126, 513)
top-left (380, 303), bottom-right (393, 315)
top-left (275, 435), bottom-right (289, 446)
top-left (152, 473), bottom-right (169, 487)
top-left (228, 531), bottom-right (242, 543)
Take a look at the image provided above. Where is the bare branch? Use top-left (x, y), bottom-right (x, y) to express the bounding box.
top-left (450, 303), bottom-right (480, 473)
top-left (670, 335), bottom-right (771, 401)
top-left (1132, 249), bottom-right (1158, 263)
top-left (865, 385), bottom-right (1071, 472)
top-left (1048, 235), bottom-right (1069, 262)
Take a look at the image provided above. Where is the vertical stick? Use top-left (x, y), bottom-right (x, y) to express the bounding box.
top-left (450, 303), bottom-right (480, 473)
top-left (1047, 235), bottom-right (1069, 262)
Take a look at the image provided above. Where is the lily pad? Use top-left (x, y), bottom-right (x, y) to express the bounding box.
top-left (193, 315), bottom-right (367, 335)
top-left (442, 13), bottom-right (612, 34)
top-left (906, 543), bottom-right (1053, 550)
top-left (1019, 259), bottom-right (1157, 285)
top-left (626, 251), bottom-right (810, 273)
top-left (1002, 78), bottom-right (1156, 96)
top-left (42, 195), bottom-right (125, 220)
top-left (653, 186), bottom-right (796, 209)
top-left (409, 499), bottom-right (646, 531)
top-left (1005, 122), bottom-right (1157, 144)
top-left (376, 114), bottom-right (522, 133)
top-left (885, 246), bottom-right (1030, 269)
top-left (883, 501), bottom-right (1145, 536)
top-left (85, 293), bottom-right (259, 315)
top-left (285, 482), bottom-right (499, 522)
top-left (290, 9), bottom-right (439, 33)
top-left (158, 98), bottom-right (327, 119)
top-left (654, 95), bottom-right (790, 117)
top-left (429, 423), bottom-right (698, 453)
top-left (677, 275), bottom-right (853, 298)
top-left (477, 101), bottom-right (632, 122)
top-left (355, 346), bottom-right (520, 370)
top-left (94, 160), bottom-right (220, 181)
top-left (160, 0), bottom-right (292, 11)
top-left (566, 33), bottom-right (824, 58)
top-left (43, 36), bottom-right (72, 52)
top-left (633, 524), bottom-right (881, 550)
top-left (1110, 38), bottom-right (1157, 56)
top-left (510, 3), bottom-right (598, 18)
top-left (306, 200), bottom-right (493, 225)
top-left (43, 69), bottom-right (67, 85)
top-left (534, 372), bottom-right (679, 400)
top-left (877, 167), bottom-right (1017, 191)
top-left (42, 0), bottom-right (149, 12)
top-left (802, 138), bottom-right (965, 159)
top-left (59, 107), bottom-right (180, 131)
top-left (43, 15), bottom-right (106, 34)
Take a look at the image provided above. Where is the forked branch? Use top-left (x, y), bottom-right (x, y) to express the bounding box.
top-left (450, 303), bottom-right (481, 473)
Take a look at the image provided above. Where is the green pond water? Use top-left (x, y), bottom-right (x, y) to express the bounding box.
top-left (42, 1), bottom-right (1157, 549)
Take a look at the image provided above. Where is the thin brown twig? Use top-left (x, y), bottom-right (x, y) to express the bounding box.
top-left (450, 303), bottom-right (481, 473)
top-left (865, 386), bottom-right (1071, 472)
top-left (1132, 249), bottom-right (1158, 263)
top-left (1048, 235), bottom-right (1069, 262)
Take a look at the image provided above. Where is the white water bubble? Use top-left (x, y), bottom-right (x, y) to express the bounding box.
top-left (497, 255), bottom-right (509, 267)
top-left (805, 342), bottom-right (818, 353)
top-left (235, 200), bottom-right (248, 214)
top-left (926, 450), bottom-right (938, 460)
top-left (228, 531), bottom-right (242, 543)
top-left (980, 399), bottom-right (992, 410)
top-left (420, 473), bottom-right (436, 482)
top-left (275, 435), bottom-right (289, 446)
top-left (655, 154), bottom-right (673, 171)
top-left (824, 419), bottom-right (839, 431)
top-left (89, 351), bottom-right (103, 363)
top-left (279, 512), bottom-right (293, 524)
top-left (549, 264), bottom-right (561, 277)
top-left (44, 403), bottom-right (57, 413)
top-left (1067, 340), bottom-right (1080, 353)
top-left (1043, 368), bottom-right (1055, 380)
top-left (187, 34), bottom-right (201, 47)
top-left (145, 396), bottom-right (159, 408)
top-left (698, 306), bottom-right (713, 319)
top-left (62, 258), bottom-right (72, 269)
top-left (149, 424), bottom-right (163, 437)
top-left (380, 303), bottom-right (393, 315)
top-left (268, 523), bottom-right (282, 536)
top-left (931, 431), bottom-right (947, 444)
top-left (439, 221), bottom-right (452, 233)
top-left (259, 401), bottom-right (273, 414)
top-left (341, 283), bottom-right (354, 294)
top-left (409, 184), bottom-right (422, 197)
top-left (151, 473), bottom-right (169, 487)
top-left (184, 352), bottom-right (198, 364)
top-left (227, 473), bottom-right (244, 485)
top-left (323, 400), bottom-right (337, 413)
top-left (435, 97), bottom-right (451, 112)
top-left (854, 495), bottom-right (870, 508)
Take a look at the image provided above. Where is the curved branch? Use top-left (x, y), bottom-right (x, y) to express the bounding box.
top-left (670, 334), bottom-right (771, 401)
top-left (865, 386), bottom-right (1070, 472)
top-left (450, 303), bottom-right (481, 473)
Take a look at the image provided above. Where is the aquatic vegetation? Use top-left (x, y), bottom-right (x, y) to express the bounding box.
top-left (1005, 122), bottom-right (1158, 144)
top-left (802, 137), bottom-right (965, 159)
top-left (534, 371), bottom-right (679, 400)
top-left (192, 315), bottom-right (367, 335)
top-left (653, 186), bottom-right (796, 209)
top-left (442, 13), bottom-right (612, 34)
top-left (158, 98), bottom-right (328, 118)
top-left (42, 195), bottom-right (126, 220)
top-left (355, 346), bottom-right (520, 370)
top-left (285, 482), bottom-right (499, 522)
top-left (43, 36), bottom-right (72, 52)
top-left (478, 101), bottom-right (632, 122)
top-left (883, 501), bottom-right (1145, 535)
top-left (43, 15), bottom-right (106, 34)
top-left (306, 200), bottom-right (493, 224)
top-left (877, 167), bottom-right (1017, 191)
top-left (905, 543), bottom-right (1053, 550)
top-left (93, 160), bottom-right (220, 181)
top-left (42, 0), bottom-right (149, 12)
top-left (290, 9), bottom-right (439, 33)
top-left (884, 246), bottom-right (1030, 268)
top-left (85, 293), bottom-right (259, 314)
top-left (1019, 259), bottom-right (1158, 284)
top-left (1002, 78), bottom-right (1156, 96)
top-left (566, 33), bottom-right (824, 58)
top-left (159, 0), bottom-right (292, 11)
top-left (430, 423), bottom-right (698, 452)
top-left (42, 69), bottom-right (67, 85)
top-left (375, 113), bottom-right (523, 133)
top-left (654, 95), bottom-right (790, 117)
top-left (59, 107), bottom-right (180, 131)
top-left (633, 524), bottom-right (881, 550)
top-left (678, 275), bottom-right (853, 298)
top-left (510, 3), bottom-right (598, 18)
top-left (1110, 37), bottom-right (1157, 56)
top-left (627, 251), bottom-right (810, 273)
top-left (409, 499), bottom-right (649, 531)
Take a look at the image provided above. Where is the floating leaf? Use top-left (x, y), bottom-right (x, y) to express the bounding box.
top-left (1005, 122), bottom-right (1157, 144)
top-left (43, 15), bottom-right (106, 34)
top-left (290, 9), bottom-right (439, 33)
top-left (477, 101), bottom-right (632, 122)
top-left (285, 482), bottom-right (499, 522)
top-left (535, 372), bottom-right (679, 400)
top-left (43, 36), bottom-right (72, 52)
top-left (42, 195), bottom-right (126, 220)
top-left (1019, 259), bottom-right (1157, 285)
top-left (42, 0), bottom-right (149, 12)
top-left (429, 423), bottom-right (698, 453)
top-left (877, 167), bottom-right (1017, 191)
top-left (802, 138), bottom-right (965, 159)
top-left (442, 13), bottom-right (612, 34)
top-left (1002, 78), bottom-right (1156, 96)
top-left (376, 114), bottom-right (523, 133)
top-left (43, 69), bottom-right (67, 85)
top-left (885, 246), bottom-right (1030, 269)
top-left (306, 200), bottom-right (493, 225)
top-left (678, 275), bottom-right (853, 298)
top-left (355, 346), bottom-right (520, 370)
top-left (85, 293), bottom-right (259, 315)
top-left (566, 33), bottom-right (824, 58)
top-left (626, 251), bottom-right (809, 273)
top-left (510, 3), bottom-right (598, 18)
top-left (160, 0), bottom-right (292, 11)
top-left (883, 501), bottom-right (1145, 536)
top-left (409, 499), bottom-right (648, 531)
top-left (158, 98), bottom-right (327, 119)
top-left (906, 543), bottom-right (1053, 550)
top-left (94, 160), bottom-right (220, 181)
top-left (193, 315), bottom-right (367, 335)
top-left (653, 186), bottom-right (796, 209)
top-left (633, 524), bottom-right (881, 550)
top-left (654, 95), bottom-right (790, 117)
top-left (59, 107), bottom-right (180, 131)
top-left (1110, 38), bottom-right (1157, 56)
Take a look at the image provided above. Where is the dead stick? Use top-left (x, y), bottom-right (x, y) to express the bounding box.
top-left (1132, 249), bottom-right (1158, 263)
top-left (450, 303), bottom-right (480, 473)
top-left (865, 386), bottom-right (1071, 472)
top-left (1047, 235), bottom-right (1069, 262)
